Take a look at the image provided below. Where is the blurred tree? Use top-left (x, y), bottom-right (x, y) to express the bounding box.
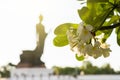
top-left (0, 63), bottom-right (16, 78)
top-left (52, 61), bottom-right (120, 75)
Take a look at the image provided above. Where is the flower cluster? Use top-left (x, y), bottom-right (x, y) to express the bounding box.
top-left (66, 22), bottom-right (111, 59)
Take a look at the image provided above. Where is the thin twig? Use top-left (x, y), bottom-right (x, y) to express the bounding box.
top-left (98, 23), bottom-right (120, 30)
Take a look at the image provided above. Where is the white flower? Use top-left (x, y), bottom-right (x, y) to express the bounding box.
top-left (77, 41), bottom-right (86, 56)
top-left (93, 41), bottom-right (101, 48)
top-left (84, 44), bottom-right (93, 56)
top-left (86, 24), bottom-right (93, 31)
top-left (100, 43), bottom-right (110, 49)
top-left (77, 23), bottom-right (93, 43)
top-left (66, 22), bottom-right (111, 59)
top-left (101, 48), bottom-right (110, 58)
top-left (77, 22), bottom-right (84, 35)
top-left (100, 43), bottom-right (111, 58)
top-left (91, 45), bottom-right (102, 58)
top-left (66, 28), bottom-right (79, 50)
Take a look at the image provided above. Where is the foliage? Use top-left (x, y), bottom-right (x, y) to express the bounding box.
top-left (52, 66), bottom-right (80, 76)
top-left (53, 0), bottom-right (120, 60)
top-left (53, 23), bottom-right (78, 47)
top-left (80, 61), bottom-right (115, 74)
top-left (0, 63), bottom-right (16, 78)
top-left (52, 61), bottom-right (120, 75)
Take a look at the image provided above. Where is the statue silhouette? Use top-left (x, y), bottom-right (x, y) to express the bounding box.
top-left (33, 15), bottom-right (47, 66)
top-left (17, 15), bottom-right (47, 68)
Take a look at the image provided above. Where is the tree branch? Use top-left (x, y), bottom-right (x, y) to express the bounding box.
top-left (98, 5), bottom-right (117, 28)
top-left (98, 23), bottom-right (120, 30)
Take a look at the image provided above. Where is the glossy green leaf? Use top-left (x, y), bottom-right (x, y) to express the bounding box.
top-left (96, 15), bottom-right (119, 42)
top-left (78, 7), bottom-right (93, 24)
top-left (93, 8), bottom-right (112, 31)
top-left (115, 0), bottom-right (120, 4)
top-left (115, 26), bottom-right (119, 34)
top-left (115, 27), bottom-right (120, 46)
top-left (102, 29), bottom-right (113, 42)
top-left (116, 1), bottom-right (120, 13)
top-left (95, 29), bottom-right (113, 43)
top-left (87, 0), bottom-right (109, 3)
top-left (107, 15), bottom-right (119, 25)
top-left (109, 0), bottom-right (114, 3)
top-left (54, 23), bottom-right (78, 35)
top-left (75, 54), bottom-right (85, 61)
top-left (78, 0), bottom-right (113, 28)
top-left (87, 2), bottom-right (97, 22)
top-left (115, 0), bottom-right (120, 14)
top-left (53, 35), bottom-right (68, 47)
top-left (102, 15), bottom-right (119, 42)
top-left (116, 8), bottom-right (120, 13)
top-left (95, 30), bottom-right (103, 36)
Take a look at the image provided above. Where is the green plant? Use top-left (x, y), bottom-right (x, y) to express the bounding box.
top-left (53, 0), bottom-right (120, 60)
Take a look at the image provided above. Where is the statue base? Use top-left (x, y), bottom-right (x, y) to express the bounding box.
top-left (16, 50), bottom-right (45, 68)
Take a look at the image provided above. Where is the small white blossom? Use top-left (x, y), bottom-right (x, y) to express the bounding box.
top-left (86, 24), bottom-right (93, 31)
top-left (84, 44), bottom-right (93, 56)
top-left (100, 43), bottom-right (111, 58)
top-left (77, 23), bottom-right (93, 43)
top-left (77, 41), bottom-right (86, 56)
top-left (66, 22), bottom-right (111, 59)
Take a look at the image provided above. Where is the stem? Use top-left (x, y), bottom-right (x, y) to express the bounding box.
top-left (98, 23), bottom-right (120, 30)
top-left (99, 5), bottom-right (117, 28)
top-left (93, 5), bottom-right (118, 32)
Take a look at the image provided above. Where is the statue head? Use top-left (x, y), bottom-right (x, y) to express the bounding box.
top-left (39, 15), bottom-right (43, 23)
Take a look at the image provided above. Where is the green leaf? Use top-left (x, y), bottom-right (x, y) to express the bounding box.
top-left (95, 30), bottom-right (103, 36)
top-left (75, 54), bottom-right (85, 61)
top-left (93, 7), bottom-right (112, 31)
top-left (115, 0), bottom-right (120, 4)
top-left (78, 7), bottom-right (93, 24)
top-left (54, 23), bottom-right (78, 35)
top-left (115, 26), bottom-right (119, 33)
top-left (115, 27), bottom-right (120, 46)
top-left (116, 1), bottom-right (120, 13)
top-left (87, 0), bottom-right (109, 3)
top-left (109, 0), bottom-right (114, 3)
top-left (97, 15), bottom-right (119, 42)
top-left (106, 15), bottom-right (120, 25)
top-left (102, 29), bottom-right (113, 42)
top-left (95, 29), bottom-right (112, 42)
top-left (116, 8), bottom-right (120, 13)
top-left (53, 35), bottom-right (68, 47)
top-left (87, 2), bottom-right (97, 20)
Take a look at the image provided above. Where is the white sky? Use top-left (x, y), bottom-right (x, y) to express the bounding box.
top-left (0, 0), bottom-right (120, 71)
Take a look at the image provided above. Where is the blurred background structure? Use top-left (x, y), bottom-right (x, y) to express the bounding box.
top-left (16, 15), bottom-right (47, 68)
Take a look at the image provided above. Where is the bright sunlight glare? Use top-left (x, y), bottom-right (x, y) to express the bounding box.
top-left (0, 0), bottom-right (120, 71)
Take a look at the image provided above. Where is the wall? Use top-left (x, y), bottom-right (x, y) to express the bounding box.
top-left (10, 68), bottom-right (120, 80)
